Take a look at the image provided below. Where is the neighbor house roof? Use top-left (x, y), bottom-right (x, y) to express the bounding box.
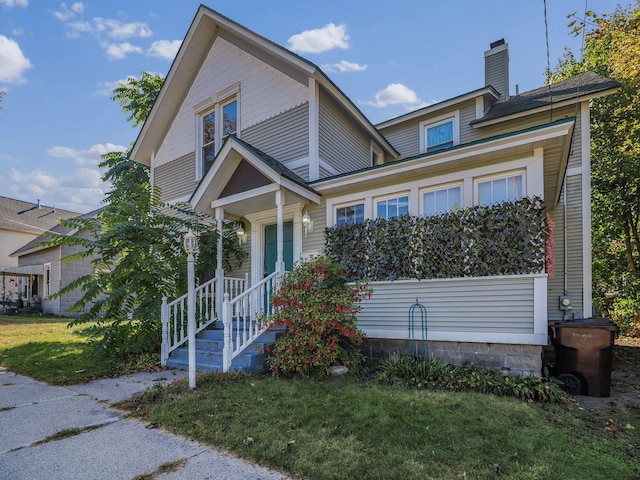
top-left (10, 207), bottom-right (103, 257)
top-left (0, 196), bottom-right (79, 236)
top-left (471, 71), bottom-right (620, 127)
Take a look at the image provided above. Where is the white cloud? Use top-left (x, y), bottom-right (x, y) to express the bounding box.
top-left (363, 83), bottom-right (429, 108)
top-left (94, 18), bottom-right (152, 39)
top-left (102, 41), bottom-right (143, 60)
top-left (322, 60), bottom-right (367, 73)
top-left (8, 167), bottom-right (106, 213)
top-left (47, 143), bottom-right (128, 166)
top-left (65, 17), bottom-right (152, 40)
top-left (0, 0), bottom-right (28, 7)
top-left (52, 2), bottom-right (84, 21)
top-left (0, 35), bottom-right (32, 84)
top-left (288, 23), bottom-right (349, 54)
top-left (147, 39), bottom-right (181, 60)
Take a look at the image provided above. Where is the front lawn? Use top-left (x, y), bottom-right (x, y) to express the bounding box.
top-left (119, 371), bottom-right (640, 480)
top-left (0, 314), bottom-right (134, 384)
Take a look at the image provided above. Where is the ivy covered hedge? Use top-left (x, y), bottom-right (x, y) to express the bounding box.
top-left (325, 196), bottom-right (551, 282)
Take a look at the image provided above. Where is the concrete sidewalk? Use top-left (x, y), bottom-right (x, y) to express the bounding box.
top-left (0, 367), bottom-right (287, 480)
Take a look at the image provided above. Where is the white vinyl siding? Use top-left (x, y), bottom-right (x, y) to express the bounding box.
top-left (319, 93), bottom-right (370, 175)
top-left (242, 103), bottom-right (309, 165)
top-left (154, 152), bottom-right (196, 203)
top-left (357, 275), bottom-right (547, 345)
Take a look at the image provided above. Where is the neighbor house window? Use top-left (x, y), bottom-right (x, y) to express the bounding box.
top-left (477, 172), bottom-right (524, 205)
top-left (44, 263), bottom-right (51, 298)
top-left (336, 203), bottom-right (364, 226)
top-left (420, 112), bottom-right (460, 153)
top-left (423, 184), bottom-right (461, 216)
top-left (376, 195), bottom-right (409, 219)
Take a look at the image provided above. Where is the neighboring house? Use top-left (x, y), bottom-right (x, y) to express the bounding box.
top-left (130, 6), bottom-right (619, 374)
top-left (0, 196), bottom-right (79, 310)
top-left (10, 210), bottom-right (101, 317)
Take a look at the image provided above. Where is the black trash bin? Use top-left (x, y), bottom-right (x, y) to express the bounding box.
top-left (549, 318), bottom-right (619, 397)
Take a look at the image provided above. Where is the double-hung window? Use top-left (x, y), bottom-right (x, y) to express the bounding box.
top-left (376, 195), bottom-right (409, 219)
top-left (336, 203), bottom-right (364, 226)
top-left (197, 86), bottom-right (239, 178)
top-left (423, 184), bottom-right (461, 216)
top-left (477, 172), bottom-right (524, 206)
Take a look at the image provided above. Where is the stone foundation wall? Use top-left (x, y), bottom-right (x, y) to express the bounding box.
top-left (362, 339), bottom-right (543, 376)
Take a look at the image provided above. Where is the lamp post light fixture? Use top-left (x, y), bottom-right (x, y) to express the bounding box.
top-left (184, 229), bottom-right (197, 389)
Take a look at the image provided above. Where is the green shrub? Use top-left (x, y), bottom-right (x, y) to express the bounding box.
top-left (325, 196), bottom-right (551, 281)
top-left (266, 257), bottom-right (370, 376)
top-left (379, 355), bottom-right (567, 403)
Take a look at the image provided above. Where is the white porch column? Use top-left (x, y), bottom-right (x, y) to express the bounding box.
top-left (275, 189), bottom-right (285, 275)
top-left (215, 207), bottom-right (225, 320)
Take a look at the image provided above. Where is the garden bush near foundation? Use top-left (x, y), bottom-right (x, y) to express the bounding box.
top-left (266, 257), bottom-right (370, 376)
top-left (379, 355), bottom-right (567, 403)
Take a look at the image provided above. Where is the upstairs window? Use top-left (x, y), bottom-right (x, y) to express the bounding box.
top-left (477, 172), bottom-right (524, 206)
top-left (336, 203), bottom-right (364, 226)
top-left (423, 184), bottom-right (461, 216)
top-left (376, 195), bottom-right (408, 219)
top-left (196, 84), bottom-right (240, 179)
top-left (202, 110), bottom-right (216, 175)
top-left (420, 112), bottom-right (460, 153)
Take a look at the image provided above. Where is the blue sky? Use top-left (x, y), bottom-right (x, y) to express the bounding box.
top-left (0, 0), bottom-right (624, 213)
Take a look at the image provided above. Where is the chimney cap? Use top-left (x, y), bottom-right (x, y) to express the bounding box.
top-left (490, 38), bottom-right (505, 49)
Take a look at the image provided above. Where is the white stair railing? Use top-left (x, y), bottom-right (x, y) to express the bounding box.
top-left (222, 271), bottom-right (280, 372)
top-left (160, 274), bottom-right (248, 365)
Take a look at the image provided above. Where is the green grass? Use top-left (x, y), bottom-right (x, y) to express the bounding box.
top-left (0, 314), bottom-right (131, 384)
top-left (119, 372), bottom-right (640, 480)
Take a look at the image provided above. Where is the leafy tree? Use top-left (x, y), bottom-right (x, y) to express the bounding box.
top-left (50, 73), bottom-right (245, 355)
top-left (549, 2), bottom-right (640, 331)
top-left (111, 72), bottom-right (165, 128)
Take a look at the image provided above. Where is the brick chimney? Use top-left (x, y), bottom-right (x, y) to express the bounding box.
top-left (485, 39), bottom-right (510, 102)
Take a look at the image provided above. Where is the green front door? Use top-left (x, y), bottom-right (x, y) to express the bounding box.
top-left (264, 221), bottom-right (293, 275)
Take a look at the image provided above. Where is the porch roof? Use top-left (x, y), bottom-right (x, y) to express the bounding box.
top-left (0, 265), bottom-right (45, 276)
top-left (190, 136), bottom-right (321, 218)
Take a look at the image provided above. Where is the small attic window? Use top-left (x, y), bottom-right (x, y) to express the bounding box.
top-left (420, 111), bottom-right (460, 154)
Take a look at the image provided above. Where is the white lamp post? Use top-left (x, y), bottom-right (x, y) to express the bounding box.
top-left (183, 229), bottom-right (197, 389)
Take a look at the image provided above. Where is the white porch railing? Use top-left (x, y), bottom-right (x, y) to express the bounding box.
top-left (160, 274), bottom-right (248, 365)
top-left (222, 271), bottom-right (280, 372)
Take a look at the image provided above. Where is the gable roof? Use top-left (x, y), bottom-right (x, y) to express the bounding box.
top-left (190, 135), bottom-right (320, 216)
top-left (0, 196), bottom-right (79, 236)
top-left (471, 72), bottom-right (620, 127)
top-left (130, 5), bottom-right (397, 167)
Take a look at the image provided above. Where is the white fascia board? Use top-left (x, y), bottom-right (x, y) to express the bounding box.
top-left (314, 121), bottom-right (574, 194)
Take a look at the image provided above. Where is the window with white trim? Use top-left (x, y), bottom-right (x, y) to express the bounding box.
top-left (376, 195), bottom-right (409, 219)
top-left (420, 112), bottom-right (459, 153)
top-left (422, 184), bottom-right (461, 216)
top-left (336, 203), bottom-right (364, 226)
top-left (476, 172), bottom-right (524, 206)
top-left (196, 84), bottom-right (240, 179)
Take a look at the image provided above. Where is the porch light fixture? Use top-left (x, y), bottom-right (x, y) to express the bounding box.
top-left (302, 211), bottom-right (314, 236)
top-left (236, 226), bottom-right (247, 245)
